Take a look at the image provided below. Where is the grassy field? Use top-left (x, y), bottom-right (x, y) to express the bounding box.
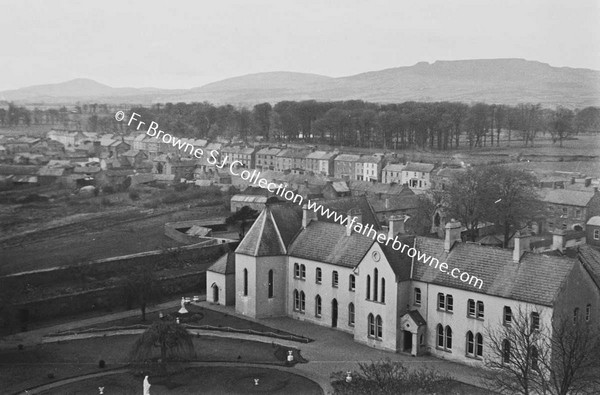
top-left (38, 366), bottom-right (323, 395)
top-left (0, 335), bottom-right (302, 393)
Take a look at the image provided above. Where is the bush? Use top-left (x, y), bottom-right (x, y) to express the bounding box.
top-left (129, 189), bottom-right (140, 200)
top-left (99, 359), bottom-right (106, 368)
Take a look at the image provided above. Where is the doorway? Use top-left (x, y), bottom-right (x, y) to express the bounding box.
top-left (403, 330), bottom-right (413, 352)
top-left (212, 284), bottom-right (219, 304)
top-left (331, 299), bottom-right (338, 328)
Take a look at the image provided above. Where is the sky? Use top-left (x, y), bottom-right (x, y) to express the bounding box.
top-left (1, 0), bottom-right (599, 91)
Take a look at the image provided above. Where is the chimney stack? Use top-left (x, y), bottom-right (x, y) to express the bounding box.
top-left (552, 229), bottom-right (566, 253)
top-left (302, 204), bottom-right (316, 229)
top-left (388, 215), bottom-right (407, 239)
top-left (346, 208), bottom-right (362, 236)
top-left (444, 219), bottom-right (462, 252)
top-left (513, 231), bottom-right (531, 262)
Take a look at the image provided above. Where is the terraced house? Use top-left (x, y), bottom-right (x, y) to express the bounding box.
top-left (208, 202), bottom-right (600, 367)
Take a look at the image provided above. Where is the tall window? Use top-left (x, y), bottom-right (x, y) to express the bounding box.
top-left (594, 229), bottom-right (600, 240)
top-left (373, 269), bottom-right (378, 301)
top-left (376, 315), bottom-right (383, 339)
top-left (316, 267), bottom-right (322, 283)
top-left (502, 339), bottom-right (511, 363)
top-left (349, 274), bottom-right (355, 291)
top-left (315, 295), bottom-right (322, 317)
top-left (414, 288), bottom-right (422, 305)
top-left (445, 326), bottom-right (453, 349)
top-left (381, 278), bottom-right (385, 303)
top-left (268, 270), bottom-right (274, 298)
top-left (294, 263), bottom-right (300, 278)
top-left (446, 295), bottom-right (454, 312)
top-left (586, 304), bottom-right (591, 322)
top-left (332, 271), bottom-right (339, 287)
top-left (348, 303), bottom-right (355, 326)
top-left (243, 268), bottom-right (248, 296)
top-left (437, 293), bottom-right (445, 310)
top-left (299, 291), bottom-right (305, 312)
top-left (300, 264), bottom-right (306, 279)
top-left (293, 290), bottom-right (300, 310)
top-left (437, 324), bottom-right (444, 348)
top-left (504, 306), bottom-right (513, 325)
top-left (466, 331), bottom-right (474, 356)
top-left (475, 333), bottom-right (483, 357)
top-left (367, 275), bottom-right (371, 300)
top-left (531, 312), bottom-right (540, 331)
top-left (574, 307), bottom-right (579, 322)
top-left (368, 314), bottom-right (375, 337)
top-left (476, 301), bottom-right (484, 319)
top-left (436, 324), bottom-right (452, 350)
top-left (467, 299), bottom-right (475, 317)
top-left (531, 346), bottom-right (539, 370)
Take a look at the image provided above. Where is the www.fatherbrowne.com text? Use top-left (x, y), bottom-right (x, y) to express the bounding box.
top-left (117, 111), bottom-right (483, 290)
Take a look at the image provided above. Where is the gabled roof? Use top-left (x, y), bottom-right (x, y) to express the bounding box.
top-left (369, 195), bottom-right (420, 213)
top-left (208, 251), bottom-right (236, 274)
top-left (383, 163), bottom-right (406, 172)
top-left (257, 147), bottom-right (282, 156)
top-left (578, 245), bottom-right (600, 290)
top-left (316, 196), bottom-right (381, 230)
top-left (404, 163), bottom-right (435, 173)
top-left (236, 204), bottom-right (302, 257)
top-left (412, 237), bottom-right (575, 306)
top-left (334, 154), bottom-right (361, 162)
top-left (542, 189), bottom-right (595, 207)
top-left (331, 181), bottom-right (350, 193)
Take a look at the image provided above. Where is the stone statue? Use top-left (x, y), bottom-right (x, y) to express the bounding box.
top-left (178, 296), bottom-right (188, 314)
top-left (143, 376), bottom-right (151, 395)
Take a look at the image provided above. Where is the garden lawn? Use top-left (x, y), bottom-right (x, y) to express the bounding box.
top-left (0, 334), bottom-right (300, 394)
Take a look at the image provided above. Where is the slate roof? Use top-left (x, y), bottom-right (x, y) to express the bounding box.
top-left (316, 196), bottom-right (381, 230)
top-left (578, 245), bottom-right (600, 290)
top-left (331, 181), bottom-right (350, 193)
top-left (587, 216), bottom-right (600, 226)
top-left (334, 154), bottom-right (361, 162)
top-left (288, 221), bottom-right (374, 268)
top-left (38, 167), bottom-right (65, 177)
top-left (236, 204), bottom-right (302, 257)
top-left (405, 310), bottom-right (427, 326)
top-left (208, 251), bottom-right (236, 274)
top-left (257, 147), bottom-right (282, 156)
top-left (383, 164), bottom-right (406, 172)
top-left (412, 237), bottom-right (576, 306)
top-left (369, 195), bottom-right (420, 213)
top-left (404, 163), bottom-right (435, 173)
top-left (542, 189), bottom-right (595, 207)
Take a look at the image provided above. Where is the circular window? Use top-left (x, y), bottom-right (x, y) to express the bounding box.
top-left (372, 251), bottom-right (381, 262)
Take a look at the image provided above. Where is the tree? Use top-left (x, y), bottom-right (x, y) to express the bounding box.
top-left (129, 319), bottom-right (196, 362)
top-left (442, 167), bottom-right (489, 241)
top-left (486, 307), bottom-right (600, 395)
top-left (226, 206), bottom-right (258, 237)
top-left (125, 268), bottom-right (162, 321)
top-left (549, 107), bottom-right (575, 147)
top-left (480, 166), bottom-right (541, 247)
top-left (485, 306), bottom-right (549, 395)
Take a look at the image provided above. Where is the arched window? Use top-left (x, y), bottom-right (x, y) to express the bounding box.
top-left (502, 339), bottom-right (511, 363)
top-left (504, 306), bottom-right (513, 325)
top-left (300, 264), bottom-right (306, 279)
top-left (299, 291), bottom-right (305, 312)
top-left (475, 333), bottom-right (483, 357)
top-left (531, 312), bottom-right (540, 331)
top-left (294, 263), bottom-right (300, 278)
top-left (293, 290), bottom-right (300, 310)
top-left (268, 270), bottom-right (274, 298)
top-left (315, 295), bottom-right (322, 317)
top-left (348, 303), bottom-right (355, 326)
top-left (367, 275), bottom-right (371, 300)
top-left (243, 268), bottom-right (248, 296)
top-left (349, 274), bottom-right (355, 291)
top-left (466, 331), bottom-right (474, 356)
top-left (373, 269), bottom-right (379, 302)
top-left (368, 313), bottom-right (375, 337)
top-left (530, 346), bottom-right (539, 370)
top-left (381, 278), bottom-right (386, 303)
top-left (437, 324), bottom-right (444, 348)
top-left (376, 315), bottom-right (383, 339)
top-left (445, 326), bottom-right (452, 349)
top-left (476, 301), bottom-right (484, 318)
top-left (467, 299), bottom-right (475, 317)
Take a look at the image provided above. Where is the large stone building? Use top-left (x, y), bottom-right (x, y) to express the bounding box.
top-left (209, 202), bottom-right (600, 365)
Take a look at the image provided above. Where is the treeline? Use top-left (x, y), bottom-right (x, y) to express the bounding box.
top-left (0, 102), bottom-right (114, 129)
top-left (129, 101), bottom-right (600, 150)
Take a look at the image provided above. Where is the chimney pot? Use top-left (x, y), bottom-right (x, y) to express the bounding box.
top-left (444, 219), bottom-right (462, 252)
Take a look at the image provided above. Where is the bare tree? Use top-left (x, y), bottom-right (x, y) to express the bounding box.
top-left (125, 268), bottom-right (162, 321)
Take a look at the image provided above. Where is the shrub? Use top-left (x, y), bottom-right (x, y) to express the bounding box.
top-left (129, 189), bottom-right (140, 200)
top-left (99, 359), bottom-right (106, 368)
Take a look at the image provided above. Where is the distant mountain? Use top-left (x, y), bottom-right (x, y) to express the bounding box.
top-left (2, 59), bottom-right (599, 107)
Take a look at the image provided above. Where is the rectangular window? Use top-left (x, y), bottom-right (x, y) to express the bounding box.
top-left (562, 207), bottom-right (568, 216)
top-left (586, 304), bottom-right (591, 322)
top-left (446, 295), bottom-right (453, 312)
top-left (414, 288), bottom-right (421, 306)
top-left (300, 265), bottom-right (306, 280)
top-left (316, 268), bottom-right (322, 284)
top-left (594, 229), bottom-right (600, 240)
top-left (531, 312), bottom-right (540, 331)
top-left (467, 299), bottom-right (475, 317)
top-left (437, 293), bottom-right (445, 310)
top-left (332, 271), bottom-right (339, 288)
top-left (476, 301), bottom-right (484, 319)
top-left (575, 209), bottom-right (581, 219)
top-left (504, 306), bottom-right (512, 325)
top-left (349, 274), bottom-right (355, 291)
